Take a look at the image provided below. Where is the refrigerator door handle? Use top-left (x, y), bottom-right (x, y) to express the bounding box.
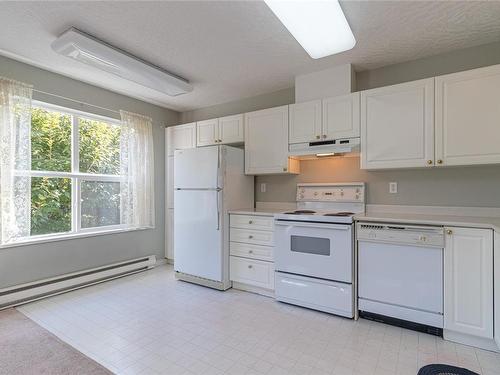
top-left (216, 190), bottom-right (220, 231)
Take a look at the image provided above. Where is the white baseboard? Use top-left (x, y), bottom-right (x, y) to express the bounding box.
top-left (444, 330), bottom-right (499, 352)
top-left (232, 281), bottom-right (275, 298)
top-left (0, 255), bottom-right (156, 309)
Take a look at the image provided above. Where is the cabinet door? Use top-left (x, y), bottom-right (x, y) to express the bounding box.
top-left (166, 208), bottom-right (174, 260)
top-left (167, 123), bottom-right (196, 156)
top-left (444, 227), bottom-right (493, 339)
top-left (196, 118), bottom-right (219, 147)
top-left (245, 106), bottom-right (298, 175)
top-left (361, 78), bottom-right (435, 169)
top-left (219, 114), bottom-right (244, 144)
top-left (289, 100), bottom-right (322, 144)
top-left (322, 93), bottom-right (360, 140)
top-left (166, 155), bottom-right (174, 209)
top-left (436, 64), bottom-right (500, 166)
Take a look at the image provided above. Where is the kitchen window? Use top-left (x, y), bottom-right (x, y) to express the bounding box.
top-left (0, 77), bottom-right (154, 247)
top-left (26, 102), bottom-right (124, 239)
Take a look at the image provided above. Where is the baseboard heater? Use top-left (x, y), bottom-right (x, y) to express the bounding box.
top-left (0, 255), bottom-right (156, 310)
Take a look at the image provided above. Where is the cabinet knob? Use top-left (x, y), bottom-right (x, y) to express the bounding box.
top-left (248, 250), bottom-right (253, 254)
top-left (322, 135), bottom-right (327, 139)
top-left (248, 235), bottom-right (253, 239)
top-left (214, 139), bottom-right (218, 143)
top-left (283, 167), bottom-right (287, 172)
top-left (437, 159), bottom-right (443, 164)
top-left (248, 265), bottom-right (253, 269)
top-left (316, 135), bottom-right (320, 139)
top-left (248, 220), bottom-right (253, 224)
top-left (219, 139), bottom-right (222, 143)
top-left (427, 160), bottom-right (433, 165)
top-left (446, 229), bottom-right (453, 235)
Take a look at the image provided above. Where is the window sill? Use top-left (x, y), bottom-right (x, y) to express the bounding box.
top-left (0, 226), bottom-right (154, 250)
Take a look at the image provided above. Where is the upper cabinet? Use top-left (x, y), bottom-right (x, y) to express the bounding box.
top-left (166, 122), bottom-right (197, 157)
top-left (289, 93), bottom-right (360, 144)
top-left (322, 93), bottom-right (360, 140)
top-left (245, 106), bottom-right (299, 175)
top-left (360, 78), bottom-right (435, 169)
top-left (196, 118), bottom-right (219, 147)
top-left (196, 114), bottom-right (244, 147)
top-left (289, 100), bottom-right (322, 143)
top-left (435, 64), bottom-right (500, 167)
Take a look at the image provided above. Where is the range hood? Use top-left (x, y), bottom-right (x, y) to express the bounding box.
top-left (289, 137), bottom-right (360, 159)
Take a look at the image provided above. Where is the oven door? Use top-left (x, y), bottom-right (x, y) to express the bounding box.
top-left (274, 220), bottom-right (353, 283)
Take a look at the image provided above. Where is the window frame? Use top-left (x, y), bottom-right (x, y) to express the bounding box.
top-left (17, 101), bottom-right (127, 243)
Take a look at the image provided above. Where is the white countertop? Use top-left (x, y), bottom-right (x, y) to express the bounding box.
top-left (229, 208), bottom-right (284, 216)
top-left (355, 212), bottom-right (500, 233)
top-left (230, 205), bottom-right (500, 232)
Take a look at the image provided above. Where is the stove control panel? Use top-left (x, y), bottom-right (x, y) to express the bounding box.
top-left (297, 183), bottom-right (365, 203)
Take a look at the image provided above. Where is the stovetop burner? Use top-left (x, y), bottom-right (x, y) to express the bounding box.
top-left (323, 212), bottom-right (355, 217)
top-left (283, 210), bottom-right (317, 215)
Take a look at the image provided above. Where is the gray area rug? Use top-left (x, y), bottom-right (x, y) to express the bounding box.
top-left (0, 308), bottom-right (113, 375)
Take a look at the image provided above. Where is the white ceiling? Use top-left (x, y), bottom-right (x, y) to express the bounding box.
top-left (1, 1), bottom-right (500, 112)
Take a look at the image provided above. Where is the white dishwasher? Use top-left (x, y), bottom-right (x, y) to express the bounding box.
top-left (357, 222), bottom-right (444, 335)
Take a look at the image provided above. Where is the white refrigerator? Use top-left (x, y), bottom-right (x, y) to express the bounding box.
top-left (174, 145), bottom-right (254, 290)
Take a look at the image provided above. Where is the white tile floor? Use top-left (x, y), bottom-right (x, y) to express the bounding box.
top-left (17, 265), bottom-right (500, 375)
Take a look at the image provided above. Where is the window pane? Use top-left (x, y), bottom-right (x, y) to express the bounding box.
top-left (79, 118), bottom-right (120, 175)
top-left (31, 177), bottom-right (71, 236)
top-left (31, 108), bottom-right (72, 172)
top-left (81, 181), bottom-right (120, 228)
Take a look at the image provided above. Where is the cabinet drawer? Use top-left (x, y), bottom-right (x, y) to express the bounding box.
top-left (230, 228), bottom-right (274, 246)
top-left (230, 256), bottom-right (274, 290)
top-left (230, 214), bottom-right (274, 231)
top-left (230, 242), bottom-right (274, 262)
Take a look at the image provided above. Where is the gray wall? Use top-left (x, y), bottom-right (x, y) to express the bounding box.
top-left (357, 41), bottom-right (500, 90)
top-left (180, 87), bottom-right (294, 123)
top-left (256, 157), bottom-right (500, 207)
top-left (0, 55), bottom-right (180, 288)
top-left (180, 41), bottom-right (500, 208)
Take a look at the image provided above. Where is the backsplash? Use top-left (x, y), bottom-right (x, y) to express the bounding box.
top-left (255, 156), bottom-right (500, 208)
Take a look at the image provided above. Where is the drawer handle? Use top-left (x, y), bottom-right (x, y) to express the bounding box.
top-left (248, 265), bottom-right (253, 269)
top-left (248, 220), bottom-right (253, 224)
top-left (248, 235), bottom-right (253, 239)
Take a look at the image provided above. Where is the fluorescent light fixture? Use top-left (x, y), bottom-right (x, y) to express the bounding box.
top-left (51, 28), bottom-right (193, 96)
top-left (316, 152), bottom-right (336, 157)
top-left (264, 0), bottom-right (356, 59)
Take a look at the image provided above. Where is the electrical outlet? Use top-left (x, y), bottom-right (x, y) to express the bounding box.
top-left (260, 183), bottom-right (267, 193)
top-left (389, 182), bottom-right (398, 194)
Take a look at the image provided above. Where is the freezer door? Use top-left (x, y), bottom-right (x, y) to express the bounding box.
top-left (174, 146), bottom-right (221, 189)
top-left (174, 189), bottom-right (223, 281)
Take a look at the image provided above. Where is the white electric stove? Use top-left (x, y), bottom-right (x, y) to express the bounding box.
top-left (274, 183), bottom-right (365, 318)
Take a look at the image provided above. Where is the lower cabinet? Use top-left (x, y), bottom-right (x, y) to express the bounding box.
top-left (229, 213), bottom-right (275, 296)
top-left (444, 226), bottom-right (494, 349)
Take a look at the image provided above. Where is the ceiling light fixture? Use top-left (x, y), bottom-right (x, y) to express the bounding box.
top-left (264, 0), bottom-right (356, 59)
top-left (51, 28), bottom-right (193, 96)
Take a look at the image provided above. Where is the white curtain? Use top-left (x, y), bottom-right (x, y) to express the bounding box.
top-left (120, 110), bottom-right (155, 228)
top-left (0, 77), bottom-right (33, 244)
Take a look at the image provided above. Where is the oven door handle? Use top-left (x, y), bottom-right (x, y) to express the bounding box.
top-left (274, 221), bottom-right (351, 230)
